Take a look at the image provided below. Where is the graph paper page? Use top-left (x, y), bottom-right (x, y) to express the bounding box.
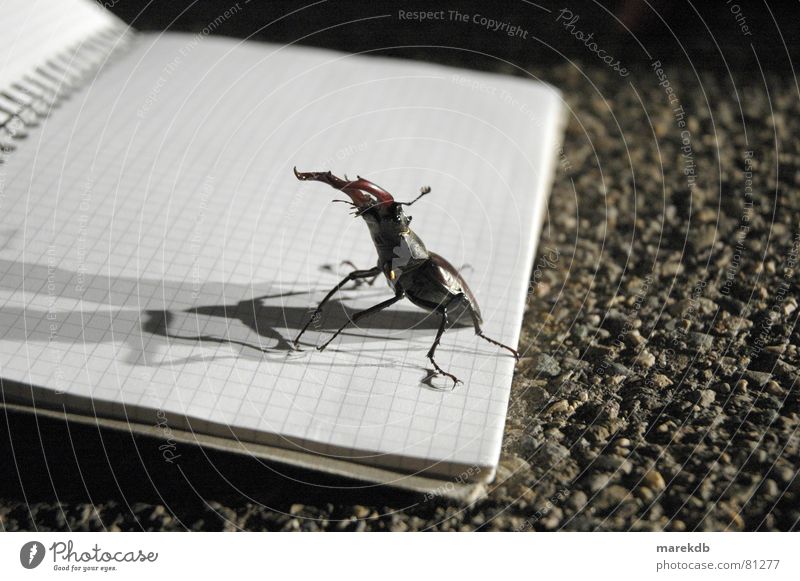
top-left (0, 33), bottom-right (563, 480)
top-left (0, 0), bottom-right (121, 89)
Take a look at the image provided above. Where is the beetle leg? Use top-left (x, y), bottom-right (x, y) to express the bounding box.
top-left (294, 266), bottom-right (381, 347)
top-left (427, 307), bottom-right (462, 387)
top-left (340, 260), bottom-right (380, 287)
top-left (467, 304), bottom-right (519, 361)
top-left (477, 330), bottom-right (521, 361)
top-left (316, 290), bottom-right (405, 351)
top-left (466, 303), bottom-right (521, 361)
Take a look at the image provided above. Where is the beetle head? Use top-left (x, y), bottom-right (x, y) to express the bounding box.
top-left (362, 199), bottom-right (413, 241)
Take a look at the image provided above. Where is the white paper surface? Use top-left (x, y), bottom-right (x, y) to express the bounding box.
top-left (0, 31), bottom-right (563, 479)
top-left (0, 0), bottom-right (121, 90)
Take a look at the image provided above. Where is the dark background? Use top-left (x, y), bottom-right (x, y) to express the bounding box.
top-left (104, 0), bottom-right (800, 73)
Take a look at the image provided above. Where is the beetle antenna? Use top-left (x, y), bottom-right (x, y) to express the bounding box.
top-left (398, 185), bottom-right (431, 207)
top-left (331, 199), bottom-right (360, 216)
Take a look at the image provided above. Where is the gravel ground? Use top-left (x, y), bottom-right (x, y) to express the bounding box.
top-left (2, 52), bottom-right (799, 531)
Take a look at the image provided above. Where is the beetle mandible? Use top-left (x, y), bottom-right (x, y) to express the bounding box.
top-left (292, 168), bottom-right (520, 385)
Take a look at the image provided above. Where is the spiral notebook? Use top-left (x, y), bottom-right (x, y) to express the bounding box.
top-left (0, 0), bottom-right (564, 498)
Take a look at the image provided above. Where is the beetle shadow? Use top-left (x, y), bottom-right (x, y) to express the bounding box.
top-left (141, 288), bottom-right (469, 364)
top-left (0, 257), bottom-right (469, 370)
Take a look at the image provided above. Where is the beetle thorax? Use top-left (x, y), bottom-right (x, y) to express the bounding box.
top-left (361, 211), bottom-right (429, 281)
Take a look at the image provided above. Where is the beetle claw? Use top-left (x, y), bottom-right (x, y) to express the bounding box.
top-left (427, 358), bottom-right (462, 387)
top-left (437, 372), bottom-right (463, 388)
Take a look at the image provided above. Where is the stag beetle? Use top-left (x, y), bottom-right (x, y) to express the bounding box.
top-left (292, 168), bottom-right (520, 385)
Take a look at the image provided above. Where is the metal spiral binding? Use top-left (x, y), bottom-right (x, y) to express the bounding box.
top-left (0, 24), bottom-right (134, 162)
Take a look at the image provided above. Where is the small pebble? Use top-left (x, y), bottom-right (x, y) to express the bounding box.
top-left (644, 470), bottom-right (667, 491)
